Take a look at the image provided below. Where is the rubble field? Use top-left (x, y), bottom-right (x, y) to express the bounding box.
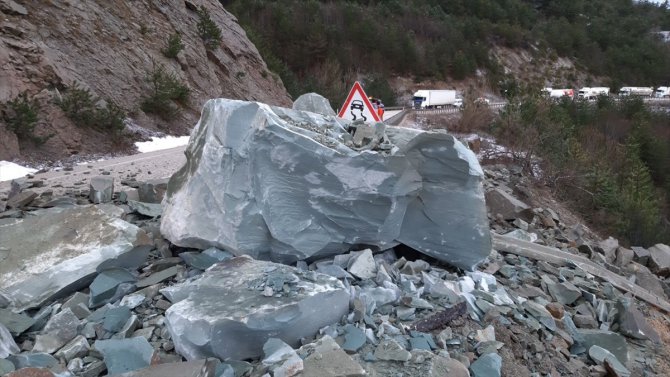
top-left (0, 96), bottom-right (669, 377)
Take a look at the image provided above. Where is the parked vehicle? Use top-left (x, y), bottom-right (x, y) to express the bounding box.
top-left (412, 90), bottom-right (460, 109)
top-left (578, 87), bottom-right (610, 100)
top-left (655, 86), bottom-right (670, 98)
top-left (542, 88), bottom-right (575, 100)
top-left (618, 87), bottom-right (654, 97)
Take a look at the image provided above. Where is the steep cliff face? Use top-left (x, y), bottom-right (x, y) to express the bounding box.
top-left (0, 0), bottom-right (292, 162)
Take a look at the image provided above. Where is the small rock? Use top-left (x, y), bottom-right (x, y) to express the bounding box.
top-left (300, 335), bottom-right (365, 377)
top-left (112, 359), bottom-right (218, 377)
top-left (89, 268), bottom-right (137, 308)
top-left (545, 302), bottom-right (564, 319)
top-left (648, 244), bottom-right (670, 277)
top-left (374, 339), bottom-right (411, 362)
top-left (342, 325), bottom-right (366, 353)
top-left (6, 353), bottom-right (58, 370)
top-left (475, 325), bottom-right (496, 343)
top-left (573, 314), bottom-right (598, 329)
top-left (54, 335), bottom-right (89, 362)
top-left (348, 249), bottom-right (377, 280)
top-left (94, 337), bottom-right (156, 375)
top-left (589, 345), bottom-right (630, 377)
top-left (33, 308), bottom-right (80, 354)
top-left (469, 353), bottom-right (502, 377)
top-left (6, 190), bottom-right (37, 209)
top-left (62, 292), bottom-right (91, 320)
top-left (631, 246), bottom-right (650, 266)
top-left (522, 300), bottom-right (556, 331)
top-left (615, 298), bottom-right (660, 342)
top-left (547, 282), bottom-right (581, 305)
top-left (127, 200), bottom-right (162, 218)
top-left (89, 176), bottom-right (114, 204)
top-left (262, 338), bottom-right (303, 377)
top-left (137, 266), bottom-right (180, 288)
top-left (0, 322), bottom-right (19, 358)
top-left (103, 306), bottom-right (132, 333)
top-left (0, 358), bottom-right (15, 375)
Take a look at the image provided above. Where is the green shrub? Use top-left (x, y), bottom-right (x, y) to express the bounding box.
top-left (162, 32), bottom-right (185, 59)
top-left (197, 6), bottom-right (222, 50)
top-left (58, 84), bottom-right (126, 134)
top-left (2, 92), bottom-right (53, 144)
top-left (141, 61), bottom-right (190, 120)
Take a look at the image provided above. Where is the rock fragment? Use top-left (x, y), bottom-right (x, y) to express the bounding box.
top-left (262, 338), bottom-right (303, 377)
top-left (163, 256), bottom-right (349, 361)
top-left (374, 339), bottom-right (411, 362)
top-left (485, 187), bottom-right (530, 220)
top-left (648, 243), bottom-right (670, 276)
top-left (33, 308), bottom-right (80, 354)
top-left (89, 176), bottom-right (114, 204)
top-left (299, 336), bottom-right (365, 377)
top-left (0, 322), bottom-right (19, 358)
top-left (94, 337), bottom-right (156, 375)
top-left (89, 268), bottom-right (137, 308)
top-left (6, 191), bottom-right (37, 209)
top-left (469, 353), bottom-right (502, 377)
top-left (347, 250), bottom-right (377, 280)
top-left (292, 93), bottom-right (337, 116)
top-left (112, 359), bottom-right (219, 377)
top-left (588, 345), bottom-right (630, 377)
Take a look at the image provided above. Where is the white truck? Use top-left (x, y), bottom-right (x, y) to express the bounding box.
top-left (412, 90), bottom-right (459, 109)
top-left (618, 87), bottom-right (654, 97)
top-left (655, 86), bottom-right (670, 98)
top-left (542, 88), bottom-right (575, 99)
top-left (577, 87), bottom-right (610, 100)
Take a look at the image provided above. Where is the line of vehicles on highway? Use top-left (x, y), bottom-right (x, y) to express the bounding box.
top-left (412, 86), bottom-right (670, 109)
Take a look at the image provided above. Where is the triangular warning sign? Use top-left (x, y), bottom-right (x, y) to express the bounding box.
top-left (338, 81), bottom-right (380, 123)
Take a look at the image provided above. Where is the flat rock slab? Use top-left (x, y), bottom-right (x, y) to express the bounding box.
top-left (0, 205), bottom-right (150, 310)
top-left (95, 337), bottom-right (156, 375)
top-left (161, 99), bottom-right (490, 271)
top-left (163, 256), bottom-right (349, 361)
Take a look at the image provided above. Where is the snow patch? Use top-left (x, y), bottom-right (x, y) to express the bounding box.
top-left (135, 135), bottom-right (190, 153)
top-left (0, 161), bottom-right (37, 182)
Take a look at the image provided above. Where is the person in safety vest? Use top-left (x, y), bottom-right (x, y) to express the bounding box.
top-left (377, 101), bottom-right (385, 121)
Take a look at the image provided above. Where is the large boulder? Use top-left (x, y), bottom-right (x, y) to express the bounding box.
top-left (0, 205), bottom-right (150, 310)
top-left (162, 256), bottom-right (349, 361)
top-left (292, 93), bottom-right (336, 116)
top-left (161, 99), bottom-right (490, 270)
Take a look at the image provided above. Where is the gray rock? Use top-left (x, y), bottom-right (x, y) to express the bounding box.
top-left (522, 300), bottom-right (556, 331)
top-left (470, 353), bottom-right (502, 377)
top-left (262, 338), bottom-right (303, 377)
top-left (80, 360), bottom-right (107, 377)
top-left (615, 299), bottom-right (660, 342)
top-left (597, 237), bottom-right (619, 264)
top-left (137, 179), bottom-right (168, 204)
top-left (127, 200), bottom-right (162, 218)
top-left (103, 306), bottom-right (132, 333)
top-left (96, 245), bottom-right (153, 273)
top-left (178, 252), bottom-right (221, 271)
top-left (89, 268), bottom-right (137, 308)
top-left (136, 266), bottom-right (180, 288)
top-left (631, 246), bottom-right (650, 266)
top-left (163, 256), bottom-right (349, 361)
top-left (630, 263), bottom-right (667, 299)
top-left (94, 337), bottom-right (156, 375)
top-left (33, 308), bottom-right (80, 354)
top-left (0, 0), bottom-right (28, 15)
top-left (6, 352), bottom-right (58, 369)
top-left (485, 187), bottom-right (530, 220)
top-left (6, 190), bottom-right (37, 209)
top-left (573, 314), bottom-right (598, 329)
top-left (547, 282), bottom-right (581, 305)
top-left (161, 99), bottom-right (490, 271)
top-left (0, 309), bottom-right (35, 336)
top-left (292, 93), bottom-right (336, 116)
top-left (0, 205), bottom-right (149, 310)
top-left (300, 335), bottom-right (365, 377)
top-left (588, 345), bottom-right (630, 377)
top-left (0, 358), bottom-right (14, 375)
top-left (374, 339), bottom-right (411, 362)
top-left (347, 249), bottom-right (377, 280)
top-left (113, 359), bottom-right (219, 377)
top-left (89, 176), bottom-right (114, 204)
top-left (615, 247), bottom-right (634, 268)
top-left (648, 243), bottom-right (670, 277)
top-left (342, 325), bottom-right (366, 353)
top-left (0, 322), bottom-right (19, 358)
top-left (54, 335), bottom-right (89, 362)
top-left (62, 292), bottom-right (92, 320)
top-left (577, 330), bottom-right (628, 363)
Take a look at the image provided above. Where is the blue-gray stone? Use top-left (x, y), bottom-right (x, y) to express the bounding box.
top-left (342, 325), bottom-right (366, 353)
top-left (0, 358), bottom-right (15, 375)
top-left (0, 322), bottom-right (19, 358)
top-left (6, 352), bottom-right (58, 369)
top-left (161, 99), bottom-right (490, 271)
top-left (470, 353), bottom-right (502, 377)
top-left (577, 330), bottom-right (628, 363)
top-left (0, 308), bottom-right (35, 336)
top-left (127, 200), bottom-right (162, 218)
top-left (95, 337), bottom-right (155, 375)
top-left (293, 93), bottom-right (337, 116)
top-left (179, 252), bottom-right (220, 270)
top-left (409, 337), bottom-right (431, 350)
top-left (103, 306), bottom-right (132, 333)
top-left (589, 345), bottom-right (630, 376)
top-left (96, 245), bottom-right (153, 273)
top-left (202, 247), bottom-right (234, 262)
top-left (89, 268), bottom-right (137, 307)
top-left (136, 266), bottom-right (180, 288)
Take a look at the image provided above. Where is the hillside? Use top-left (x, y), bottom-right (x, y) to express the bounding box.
top-left (226, 0), bottom-right (670, 106)
top-left (0, 0), bottom-right (291, 163)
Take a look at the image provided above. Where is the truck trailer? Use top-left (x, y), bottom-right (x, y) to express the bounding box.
top-left (412, 90), bottom-right (459, 109)
top-left (618, 87), bottom-right (654, 97)
top-left (542, 88), bottom-right (574, 99)
top-left (578, 87), bottom-right (610, 100)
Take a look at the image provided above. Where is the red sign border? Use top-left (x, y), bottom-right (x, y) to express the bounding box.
top-left (337, 81), bottom-right (381, 122)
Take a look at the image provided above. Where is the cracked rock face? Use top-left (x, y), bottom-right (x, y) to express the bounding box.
top-left (162, 256), bottom-right (349, 361)
top-left (161, 99), bottom-right (490, 270)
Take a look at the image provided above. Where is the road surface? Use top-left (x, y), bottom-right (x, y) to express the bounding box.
top-left (0, 146), bottom-right (187, 197)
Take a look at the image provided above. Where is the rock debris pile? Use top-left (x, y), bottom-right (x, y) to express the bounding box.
top-left (0, 98), bottom-right (669, 377)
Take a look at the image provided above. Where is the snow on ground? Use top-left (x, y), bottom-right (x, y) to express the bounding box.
top-left (0, 161), bottom-right (37, 182)
top-left (135, 135), bottom-right (190, 153)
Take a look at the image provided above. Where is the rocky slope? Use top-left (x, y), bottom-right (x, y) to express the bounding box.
top-left (0, 0), bottom-right (291, 163)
